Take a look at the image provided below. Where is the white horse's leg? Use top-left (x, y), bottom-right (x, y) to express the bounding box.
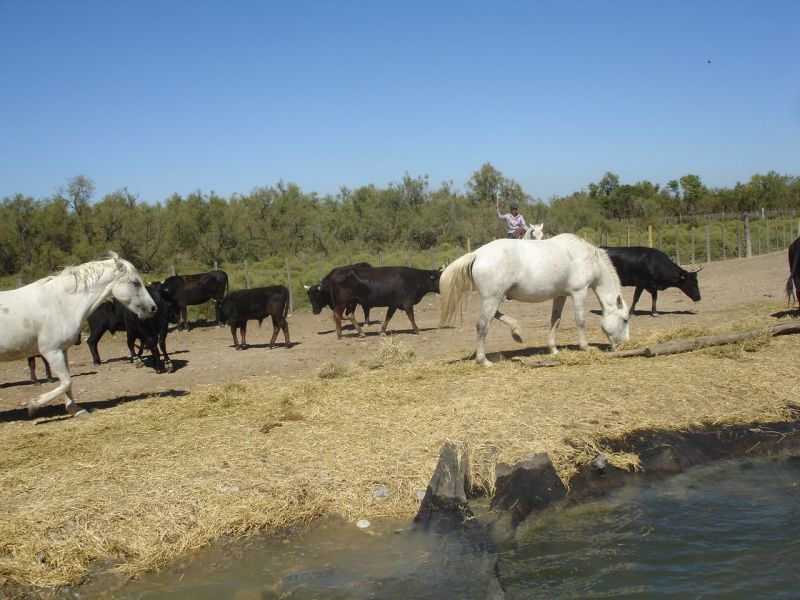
top-left (495, 312), bottom-right (523, 343)
top-left (476, 296), bottom-right (503, 366)
top-left (548, 296), bottom-right (567, 354)
top-left (571, 289), bottom-right (590, 350)
top-left (27, 351), bottom-right (81, 417)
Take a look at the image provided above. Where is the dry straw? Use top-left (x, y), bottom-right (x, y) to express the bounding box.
top-left (1, 314), bottom-right (798, 592)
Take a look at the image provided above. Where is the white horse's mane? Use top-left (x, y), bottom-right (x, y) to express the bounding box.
top-left (558, 234), bottom-right (621, 290)
top-left (56, 252), bottom-right (137, 293)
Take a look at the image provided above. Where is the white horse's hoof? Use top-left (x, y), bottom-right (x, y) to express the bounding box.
top-left (549, 348), bottom-right (560, 355)
top-left (27, 401), bottom-right (38, 418)
top-left (511, 331), bottom-right (524, 343)
top-left (74, 409), bottom-right (90, 419)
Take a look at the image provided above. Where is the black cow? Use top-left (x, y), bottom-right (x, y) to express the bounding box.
top-left (86, 285), bottom-right (176, 372)
top-left (87, 301), bottom-right (126, 364)
top-left (305, 263), bottom-right (373, 325)
top-left (324, 266), bottom-right (441, 338)
top-left (785, 236), bottom-right (800, 309)
top-left (219, 286), bottom-right (290, 349)
top-left (160, 270), bottom-right (229, 330)
top-left (603, 246), bottom-right (701, 315)
top-left (123, 284), bottom-right (174, 372)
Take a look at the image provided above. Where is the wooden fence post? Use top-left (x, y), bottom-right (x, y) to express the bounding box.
top-left (213, 261), bottom-right (218, 270)
top-left (705, 225), bottom-right (711, 263)
top-left (379, 250), bottom-right (384, 267)
top-left (766, 219), bottom-right (770, 252)
top-left (648, 225), bottom-right (653, 248)
top-left (691, 228), bottom-right (696, 264)
top-left (407, 243), bottom-right (413, 267)
top-left (744, 214), bottom-right (752, 258)
top-left (722, 223), bottom-right (726, 260)
top-left (674, 224), bottom-right (680, 264)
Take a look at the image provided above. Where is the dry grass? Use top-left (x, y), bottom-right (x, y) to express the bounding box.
top-left (1, 313), bottom-right (799, 591)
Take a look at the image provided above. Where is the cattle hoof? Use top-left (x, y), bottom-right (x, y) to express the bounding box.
top-left (27, 401), bottom-right (38, 418)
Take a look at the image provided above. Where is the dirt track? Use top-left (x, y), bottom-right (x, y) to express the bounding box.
top-left (0, 250), bottom-right (792, 416)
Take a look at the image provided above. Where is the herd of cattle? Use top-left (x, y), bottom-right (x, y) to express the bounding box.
top-left (21, 241), bottom-right (710, 389)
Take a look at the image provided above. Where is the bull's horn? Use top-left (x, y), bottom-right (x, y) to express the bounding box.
top-left (303, 284), bottom-right (310, 290)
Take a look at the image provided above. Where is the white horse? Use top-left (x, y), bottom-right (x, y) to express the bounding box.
top-left (440, 234), bottom-right (629, 366)
top-left (521, 223), bottom-right (544, 240)
top-left (0, 252), bottom-right (156, 417)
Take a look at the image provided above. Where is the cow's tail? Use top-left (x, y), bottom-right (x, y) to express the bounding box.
top-left (439, 252), bottom-right (477, 327)
top-left (282, 285), bottom-right (291, 322)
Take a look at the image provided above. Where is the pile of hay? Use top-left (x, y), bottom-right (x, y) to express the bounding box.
top-left (1, 313), bottom-right (798, 591)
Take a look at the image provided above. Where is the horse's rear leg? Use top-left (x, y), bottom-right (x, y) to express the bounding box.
top-left (476, 296), bottom-right (503, 366)
top-left (495, 312), bottom-right (523, 343)
top-left (548, 296), bottom-right (567, 354)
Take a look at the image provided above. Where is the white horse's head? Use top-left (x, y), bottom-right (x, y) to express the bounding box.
top-left (107, 252), bottom-right (157, 319)
top-left (522, 223), bottom-right (544, 240)
top-left (600, 294), bottom-right (630, 350)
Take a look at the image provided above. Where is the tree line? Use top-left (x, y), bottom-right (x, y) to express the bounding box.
top-left (2, 165), bottom-right (799, 281)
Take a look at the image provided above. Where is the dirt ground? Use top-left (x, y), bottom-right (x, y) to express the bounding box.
top-left (0, 250), bottom-right (793, 415)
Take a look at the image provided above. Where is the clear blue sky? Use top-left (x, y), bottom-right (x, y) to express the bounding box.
top-left (2, 0), bottom-right (798, 204)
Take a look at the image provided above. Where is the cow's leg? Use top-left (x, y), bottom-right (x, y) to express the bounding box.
top-left (548, 296), bottom-right (568, 354)
top-left (87, 329), bottom-right (105, 365)
top-left (27, 357), bottom-right (37, 384)
top-left (649, 289), bottom-right (659, 316)
top-left (230, 325), bottom-right (240, 349)
top-left (240, 323), bottom-right (249, 349)
top-left (476, 295), bottom-right (503, 366)
top-left (150, 342), bottom-right (162, 373)
top-left (630, 287), bottom-right (644, 313)
top-left (159, 330), bottom-right (172, 373)
top-left (570, 289), bottom-right (590, 350)
top-left (363, 306), bottom-right (372, 326)
top-left (269, 316), bottom-right (280, 349)
top-left (281, 318), bottom-right (290, 347)
top-left (43, 357), bottom-right (53, 381)
top-left (180, 306), bottom-right (188, 331)
top-left (28, 350), bottom-right (85, 418)
top-left (380, 307), bottom-right (398, 335)
top-left (127, 332), bottom-right (144, 368)
top-left (403, 306), bottom-right (420, 334)
top-left (333, 309), bottom-right (344, 339)
top-left (793, 273), bottom-right (800, 309)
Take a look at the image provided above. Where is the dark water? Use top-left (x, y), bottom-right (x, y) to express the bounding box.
top-left (118, 453), bottom-right (800, 600)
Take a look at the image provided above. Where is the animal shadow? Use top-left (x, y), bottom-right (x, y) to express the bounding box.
top-left (0, 389), bottom-right (190, 424)
top-left (0, 370), bottom-right (97, 390)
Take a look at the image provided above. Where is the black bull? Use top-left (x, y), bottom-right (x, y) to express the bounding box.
top-left (160, 270), bottom-right (229, 330)
top-left (603, 246), bottom-right (701, 315)
top-left (86, 284), bottom-right (176, 373)
top-left (314, 265), bottom-right (441, 339)
top-left (219, 286), bottom-right (291, 350)
top-left (305, 263), bottom-right (373, 325)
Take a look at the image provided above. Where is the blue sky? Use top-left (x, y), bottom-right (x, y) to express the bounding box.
top-left (1, 0), bottom-right (798, 204)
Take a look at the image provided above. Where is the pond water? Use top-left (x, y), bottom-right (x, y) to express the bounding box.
top-left (117, 452), bottom-right (799, 599)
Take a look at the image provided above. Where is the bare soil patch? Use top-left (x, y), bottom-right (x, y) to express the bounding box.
top-left (0, 251), bottom-right (792, 415)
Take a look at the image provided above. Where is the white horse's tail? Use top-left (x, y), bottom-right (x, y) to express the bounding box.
top-left (439, 252), bottom-right (477, 327)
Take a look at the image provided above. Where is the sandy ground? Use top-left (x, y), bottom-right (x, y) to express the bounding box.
top-left (0, 250), bottom-right (793, 416)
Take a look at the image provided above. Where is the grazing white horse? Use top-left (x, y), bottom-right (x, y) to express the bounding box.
top-left (440, 234), bottom-right (629, 366)
top-left (521, 223), bottom-right (544, 240)
top-left (0, 252), bottom-right (156, 417)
